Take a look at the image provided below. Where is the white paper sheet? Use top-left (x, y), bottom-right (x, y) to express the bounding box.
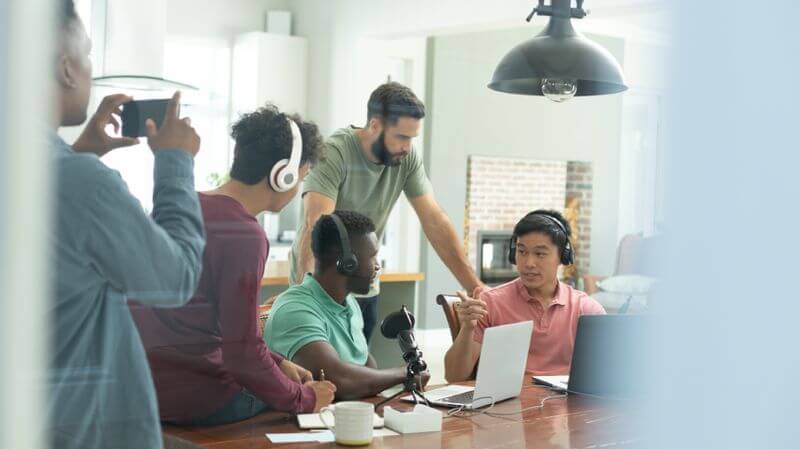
top-left (378, 384), bottom-right (405, 398)
top-left (265, 428), bottom-right (398, 444)
top-left (374, 428), bottom-right (400, 437)
top-left (265, 430), bottom-right (335, 443)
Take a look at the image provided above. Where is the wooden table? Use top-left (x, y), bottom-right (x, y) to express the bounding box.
top-left (163, 379), bottom-right (643, 448)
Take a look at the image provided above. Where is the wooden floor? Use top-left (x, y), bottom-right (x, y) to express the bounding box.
top-left (163, 378), bottom-right (644, 448)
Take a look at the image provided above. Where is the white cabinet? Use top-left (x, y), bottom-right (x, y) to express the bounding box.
top-left (231, 32), bottom-right (308, 118)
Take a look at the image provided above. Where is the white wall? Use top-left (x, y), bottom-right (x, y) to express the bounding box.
top-left (616, 39), bottom-right (670, 241)
top-left (166, 0), bottom-right (290, 42)
top-left (624, 40), bottom-right (670, 91)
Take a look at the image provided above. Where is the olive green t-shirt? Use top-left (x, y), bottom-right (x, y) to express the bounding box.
top-left (289, 127), bottom-right (432, 296)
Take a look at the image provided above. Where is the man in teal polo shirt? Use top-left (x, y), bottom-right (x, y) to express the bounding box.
top-left (266, 211), bottom-right (429, 399)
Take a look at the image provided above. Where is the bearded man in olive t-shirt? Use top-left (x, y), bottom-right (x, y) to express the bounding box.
top-left (290, 82), bottom-right (486, 341)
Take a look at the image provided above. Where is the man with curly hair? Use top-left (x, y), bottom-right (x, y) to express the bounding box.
top-left (132, 104), bottom-right (336, 425)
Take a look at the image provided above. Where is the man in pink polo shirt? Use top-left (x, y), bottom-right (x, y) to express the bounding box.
top-left (444, 210), bottom-right (605, 381)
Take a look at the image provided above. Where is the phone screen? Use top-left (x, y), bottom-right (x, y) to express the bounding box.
top-left (121, 99), bottom-right (174, 138)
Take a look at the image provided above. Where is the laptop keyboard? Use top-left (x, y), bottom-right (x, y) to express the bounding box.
top-left (442, 390), bottom-right (475, 404)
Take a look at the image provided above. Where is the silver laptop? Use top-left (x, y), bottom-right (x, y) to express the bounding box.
top-left (531, 374), bottom-right (569, 391)
top-left (408, 320), bottom-right (533, 410)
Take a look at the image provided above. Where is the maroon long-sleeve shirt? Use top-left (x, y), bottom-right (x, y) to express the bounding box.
top-left (131, 193), bottom-right (315, 422)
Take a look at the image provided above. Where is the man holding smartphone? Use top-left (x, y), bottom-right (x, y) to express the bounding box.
top-left (49, 2), bottom-right (205, 449)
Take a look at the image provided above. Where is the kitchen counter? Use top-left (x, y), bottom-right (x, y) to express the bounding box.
top-left (261, 272), bottom-right (424, 287)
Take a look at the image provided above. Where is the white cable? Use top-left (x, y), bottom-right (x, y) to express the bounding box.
top-left (446, 393), bottom-right (567, 418)
top-left (485, 393), bottom-right (567, 416)
top-left (446, 396), bottom-right (495, 417)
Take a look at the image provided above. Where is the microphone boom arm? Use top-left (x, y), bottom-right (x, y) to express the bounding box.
top-left (376, 305), bottom-right (430, 409)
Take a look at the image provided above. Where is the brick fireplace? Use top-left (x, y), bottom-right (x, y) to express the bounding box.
top-left (465, 156), bottom-right (594, 282)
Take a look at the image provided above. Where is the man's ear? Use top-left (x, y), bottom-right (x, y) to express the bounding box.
top-left (367, 117), bottom-right (383, 135)
top-left (57, 54), bottom-right (77, 89)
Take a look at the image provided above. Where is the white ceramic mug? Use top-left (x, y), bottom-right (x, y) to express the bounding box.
top-left (319, 401), bottom-right (374, 446)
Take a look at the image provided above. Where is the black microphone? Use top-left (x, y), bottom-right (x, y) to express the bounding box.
top-left (380, 305), bottom-right (415, 339)
top-left (380, 306), bottom-right (427, 374)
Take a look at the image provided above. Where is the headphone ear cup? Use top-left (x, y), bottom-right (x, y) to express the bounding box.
top-left (562, 244), bottom-right (574, 266)
top-left (269, 159), bottom-right (290, 192)
top-left (337, 255), bottom-right (359, 275)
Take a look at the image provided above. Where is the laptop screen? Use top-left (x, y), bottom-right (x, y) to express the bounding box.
top-left (568, 314), bottom-right (650, 399)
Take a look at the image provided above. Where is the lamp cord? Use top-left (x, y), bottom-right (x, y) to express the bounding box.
top-left (527, 0), bottom-right (546, 22)
top-left (526, 0), bottom-right (588, 22)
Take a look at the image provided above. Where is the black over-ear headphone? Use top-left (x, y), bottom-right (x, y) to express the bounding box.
top-left (329, 214), bottom-right (359, 276)
top-left (508, 212), bottom-right (574, 266)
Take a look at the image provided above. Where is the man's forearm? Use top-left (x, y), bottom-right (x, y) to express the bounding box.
top-left (295, 344), bottom-right (407, 400)
top-left (107, 150), bottom-right (204, 306)
top-left (444, 326), bottom-right (479, 383)
top-left (294, 227), bottom-right (315, 284)
top-left (295, 192), bottom-right (336, 284)
top-left (334, 365), bottom-right (406, 400)
top-left (225, 343), bottom-right (315, 414)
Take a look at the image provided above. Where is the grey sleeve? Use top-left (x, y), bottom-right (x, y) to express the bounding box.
top-left (301, 142), bottom-right (345, 201)
top-left (85, 150), bottom-right (205, 307)
top-left (402, 147), bottom-right (432, 199)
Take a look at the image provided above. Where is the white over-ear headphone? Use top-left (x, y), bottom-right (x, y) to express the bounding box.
top-left (269, 117), bottom-right (303, 192)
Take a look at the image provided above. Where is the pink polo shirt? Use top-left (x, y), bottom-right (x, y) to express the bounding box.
top-left (473, 278), bottom-right (606, 376)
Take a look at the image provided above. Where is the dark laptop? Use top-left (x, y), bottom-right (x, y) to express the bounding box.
top-left (533, 314), bottom-right (649, 399)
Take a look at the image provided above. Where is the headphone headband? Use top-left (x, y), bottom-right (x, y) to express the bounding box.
top-left (509, 211), bottom-right (574, 266)
top-left (285, 118), bottom-right (302, 174)
top-left (534, 213), bottom-right (569, 238)
top-left (329, 214), bottom-right (359, 275)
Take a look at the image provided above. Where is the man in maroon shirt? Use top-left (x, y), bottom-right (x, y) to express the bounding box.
top-left (132, 104), bottom-right (336, 425)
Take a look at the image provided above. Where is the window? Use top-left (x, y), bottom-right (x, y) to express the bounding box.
top-left (100, 37), bottom-right (232, 212)
top-left (618, 89), bottom-right (665, 239)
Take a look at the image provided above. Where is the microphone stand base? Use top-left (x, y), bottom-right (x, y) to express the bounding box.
top-left (375, 376), bottom-right (430, 409)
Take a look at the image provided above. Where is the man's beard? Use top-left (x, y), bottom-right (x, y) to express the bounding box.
top-left (371, 132), bottom-right (403, 167)
top-left (346, 273), bottom-right (373, 295)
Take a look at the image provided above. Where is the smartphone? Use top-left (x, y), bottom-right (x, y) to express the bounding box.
top-left (121, 99), bottom-right (175, 138)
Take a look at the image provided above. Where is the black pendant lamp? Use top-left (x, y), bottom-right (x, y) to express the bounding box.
top-left (488, 0), bottom-right (627, 102)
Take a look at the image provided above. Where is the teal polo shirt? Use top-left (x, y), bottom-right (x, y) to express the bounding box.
top-left (264, 274), bottom-right (369, 365)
